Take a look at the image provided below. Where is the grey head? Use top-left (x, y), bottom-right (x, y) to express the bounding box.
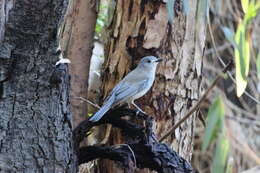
top-left (137, 56), bottom-right (163, 72)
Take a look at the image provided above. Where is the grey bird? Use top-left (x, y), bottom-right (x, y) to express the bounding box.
top-left (89, 56), bottom-right (163, 122)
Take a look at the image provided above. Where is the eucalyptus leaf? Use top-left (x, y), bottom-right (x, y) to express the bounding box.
top-left (212, 134), bottom-right (229, 173)
top-left (241, 0), bottom-right (249, 13)
top-left (245, 1), bottom-right (260, 21)
top-left (232, 0), bottom-right (260, 97)
top-left (234, 23), bottom-right (250, 97)
top-left (202, 97), bottom-right (225, 151)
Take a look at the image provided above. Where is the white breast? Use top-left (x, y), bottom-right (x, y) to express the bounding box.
top-left (131, 79), bottom-right (154, 101)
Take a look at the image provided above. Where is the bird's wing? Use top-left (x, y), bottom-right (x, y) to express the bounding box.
top-left (112, 79), bottom-right (149, 103)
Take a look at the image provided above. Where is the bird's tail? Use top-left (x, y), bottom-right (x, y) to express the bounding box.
top-left (89, 95), bottom-right (115, 122)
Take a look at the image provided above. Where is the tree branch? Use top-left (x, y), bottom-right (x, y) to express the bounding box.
top-left (78, 143), bottom-right (197, 173)
top-left (73, 107), bottom-right (149, 150)
top-left (73, 99), bottom-right (198, 172)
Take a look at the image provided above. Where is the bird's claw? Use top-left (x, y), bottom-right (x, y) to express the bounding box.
top-left (135, 109), bottom-right (146, 115)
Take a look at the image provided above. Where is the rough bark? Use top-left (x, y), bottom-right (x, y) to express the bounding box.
top-left (59, 0), bottom-right (98, 128)
top-left (97, 0), bottom-right (206, 172)
top-left (0, 0), bottom-right (76, 172)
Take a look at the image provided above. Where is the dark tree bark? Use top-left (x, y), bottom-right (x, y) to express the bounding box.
top-left (0, 0), bottom-right (76, 172)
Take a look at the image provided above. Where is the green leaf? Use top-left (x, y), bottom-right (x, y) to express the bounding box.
top-left (222, 27), bottom-right (237, 48)
top-left (257, 53), bottom-right (260, 80)
top-left (212, 134), bottom-right (229, 173)
top-left (183, 0), bottom-right (189, 15)
top-left (95, 25), bottom-right (101, 33)
top-left (245, 1), bottom-right (260, 22)
top-left (166, 0), bottom-right (175, 23)
top-left (241, 0), bottom-right (249, 13)
top-left (234, 23), bottom-right (250, 97)
top-left (233, 0), bottom-right (260, 97)
top-left (87, 113), bottom-right (93, 117)
top-left (202, 97), bottom-right (225, 151)
top-left (226, 158), bottom-right (233, 173)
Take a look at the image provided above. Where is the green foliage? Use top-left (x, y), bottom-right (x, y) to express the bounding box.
top-left (212, 134), bottom-right (229, 173)
top-left (241, 0), bottom-right (249, 13)
top-left (234, 23), bottom-right (250, 97)
top-left (222, 0), bottom-right (260, 97)
top-left (202, 97), bottom-right (229, 173)
top-left (245, 1), bottom-right (260, 21)
top-left (87, 113), bottom-right (93, 117)
top-left (202, 97), bottom-right (225, 151)
top-left (95, 4), bottom-right (108, 36)
top-left (242, 0), bottom-right (260, 19)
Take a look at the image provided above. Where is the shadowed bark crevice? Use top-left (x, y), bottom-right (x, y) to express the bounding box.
top-left (73, 107), bottom-right (197, 173)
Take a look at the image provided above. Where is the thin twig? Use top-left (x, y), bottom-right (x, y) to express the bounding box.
top-left (225, 98), bottom-right (259, 120)
top-left (159, 61), bottom-right (233, 142)
top-left (205, 42), bottom-right (231, 56)
top-left (100, 124), bottom-right (112, 144)
top-left (72, 96), bottom-right (101, 109)
top-left (226, 115), bottom-right (260, 126)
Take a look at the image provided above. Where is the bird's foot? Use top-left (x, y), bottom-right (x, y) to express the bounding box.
top-left (132, 101), bottom-right (146, 115)
top-left (135, 108), bottom-right (146, 116)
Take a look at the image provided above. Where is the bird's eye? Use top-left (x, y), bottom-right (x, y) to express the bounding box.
top-left (147, 60), bottom-right (151, 63)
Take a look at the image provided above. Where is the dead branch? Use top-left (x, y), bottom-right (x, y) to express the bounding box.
top-left (78, 143), bottom-right (196, 173)
top-left (73, 106), bottom-right (197, 173)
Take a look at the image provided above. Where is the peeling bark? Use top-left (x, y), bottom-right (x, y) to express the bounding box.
top-left (0, 0), bottom-right (76, 172)
top-left (97, 0), bottom-right (206, 172)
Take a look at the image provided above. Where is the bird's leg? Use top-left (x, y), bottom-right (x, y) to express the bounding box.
top-left (100, 124), bottom-right (112, 145)
top-left (131, 101), bottom-right (146, 114)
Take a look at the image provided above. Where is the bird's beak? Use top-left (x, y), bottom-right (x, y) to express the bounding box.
top-left (155, 58), bottom-right (163, 62)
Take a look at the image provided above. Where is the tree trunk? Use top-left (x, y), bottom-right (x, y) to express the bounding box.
top-left (0, 0), bottom-right (76, 172)
top-left (59, 0), bottom-right (98, 128)
top-left (96, 0), bottom-right (205, 172)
